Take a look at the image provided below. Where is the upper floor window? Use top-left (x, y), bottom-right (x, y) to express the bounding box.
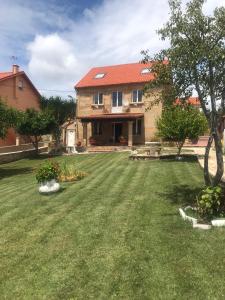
top-left (18, 80), bottom-right (24, 90)
top-left (132, 90), bottom-right (142, 103)
top-left (112, 91), bottom-right (122, 107)
top-left (94, 73), bottom-right (105, 79)
top-left (133, 119), bottom-right (142, 135)
top-left (141, 68), bottom-right (151, 74)
top-left (93, 93), bottom-right (103, 105)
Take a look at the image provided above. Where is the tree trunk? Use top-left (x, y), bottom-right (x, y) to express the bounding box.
top-left (204, 134), bottom-right (213, 185)
top-left (53, 126), bottom-right (61, 148)
top-left (177, 141), bottom-right (184, 156)
top-left (33, 136), bottom-right (39, 156)
top-left (204, 132), bottom-right (224, 187)
top-left (212, 130), bottom-right (224, 186)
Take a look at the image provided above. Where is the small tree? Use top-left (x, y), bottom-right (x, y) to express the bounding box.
top-left (40, 96), bottom-right (76, 146)
top-left (16, 109), bottom-right (56, 155)
top-left (157, 105), bottom-right (208, 155)
top-left (0, 99), bottom-right (19, 139)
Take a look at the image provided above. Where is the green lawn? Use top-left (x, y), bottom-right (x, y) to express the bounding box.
top-left (0, 153), bottom-right (225, 299)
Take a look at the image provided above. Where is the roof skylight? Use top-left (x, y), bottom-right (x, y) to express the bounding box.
top-left (141, 68), bottom-right (151, 74)
top-left (94, 73), bottom-right (105, 79)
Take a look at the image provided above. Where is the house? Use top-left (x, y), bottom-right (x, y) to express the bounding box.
top-left (0, 65), bottom-right (40, 146)
top-left (75, 62), bottom-right (162, 147)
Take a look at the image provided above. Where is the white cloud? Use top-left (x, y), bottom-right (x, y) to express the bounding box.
top-left (27, 0), bottom-right (171, 96)
top-left (27, 34), bottom-right (77, 92)
top-left (1, 0), bottom-right (223, 96)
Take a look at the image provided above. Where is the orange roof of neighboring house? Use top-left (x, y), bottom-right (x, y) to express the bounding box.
top-left (75, 62), bottom-right (155, 88)
top-left (78, 113), bottom-right (144, 121)
top-left (188, 97), bottom-right (200, 105)
top-left (0, 72), bottom-right (13, 79)
top-left (0, 68), bottom-right (41, 97)
top-left (176, 97), bottom-right (200, 106)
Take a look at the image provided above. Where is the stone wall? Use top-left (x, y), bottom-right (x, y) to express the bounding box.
top-left (0, 146), bottom-right (48, 164)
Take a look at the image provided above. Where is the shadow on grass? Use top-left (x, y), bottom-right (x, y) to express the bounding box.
top-left (0, 167), bottom-right (33, 180)
top-left (160, 155), bottom-right (198, 162)
top-left (159, 184), bottom-right (202, 207)
top-left (39, 186), bottom-right (67, 197)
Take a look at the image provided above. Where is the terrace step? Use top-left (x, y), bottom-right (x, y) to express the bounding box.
top-left (184, 136), bottom-right (210, 147)
top-left (88, 146), bottom-right (130, 152)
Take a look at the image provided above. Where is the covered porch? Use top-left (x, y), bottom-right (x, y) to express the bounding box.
top-left (78, 113), bottom-right (144, 147)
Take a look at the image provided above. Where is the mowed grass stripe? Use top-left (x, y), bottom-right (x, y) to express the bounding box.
top-left (1, 154), bottom-right (225, 299)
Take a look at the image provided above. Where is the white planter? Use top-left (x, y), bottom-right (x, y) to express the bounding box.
top-left (211, 219), bottom-right (225, 227)
top-left (39, 179), bottom-right (60, 194)
top-left (193, 223), bottom-right (212, 230)
top-left (179, 207), bottom-right (210, 229)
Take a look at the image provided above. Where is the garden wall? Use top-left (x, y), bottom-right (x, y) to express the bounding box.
top-left (0, 144), bottom-right (48, 164)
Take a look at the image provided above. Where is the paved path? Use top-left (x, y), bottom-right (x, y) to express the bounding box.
top-left (186, 147), bottom-right (225, 182)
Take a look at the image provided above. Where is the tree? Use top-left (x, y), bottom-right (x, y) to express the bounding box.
top-left (157, 105), bottom-right (208, 155)
top-left (0, 98), bottom-right (19, 139)
top-left (142, 0), bottom-right (225, 186)
top-left (16, 109), bottom-right (56, 155)
top-left (40, 96), bottom-right (76, 146)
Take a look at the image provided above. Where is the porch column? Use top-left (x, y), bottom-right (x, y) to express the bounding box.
top-left (82, 122), bottom-right (88, 146)
top-left (128, 121), bottom-right (133, 147)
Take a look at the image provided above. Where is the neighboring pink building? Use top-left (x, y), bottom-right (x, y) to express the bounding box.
top-left (0, 65), bottom-right (40, 146)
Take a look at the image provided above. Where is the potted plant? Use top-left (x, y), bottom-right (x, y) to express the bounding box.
top-left (89, 136), bottom-right (97, 146)
top-left (76, 141), bottom-right (86, 153)
top-left (119, 136), bottom-right (127, 145)
top-left (36, 160), bottom-right (61, 194)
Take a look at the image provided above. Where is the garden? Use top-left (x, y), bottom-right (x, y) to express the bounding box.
top-left (1, 153), bottom-right (225, 299)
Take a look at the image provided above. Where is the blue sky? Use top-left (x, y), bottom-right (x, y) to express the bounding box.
top-left (0, 0), bottom-right (223, 97)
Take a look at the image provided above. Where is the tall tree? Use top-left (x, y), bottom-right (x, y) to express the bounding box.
top-left (40, 96), bottom-right (76, 146)
top-left (142, 0), bottom-right (225, 186)
top-left (16, 109), bottom-right (56, 155)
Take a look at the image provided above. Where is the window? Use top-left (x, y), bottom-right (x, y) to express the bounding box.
top-left (133, 119), bottom-right (142, 135)
top-left (141, 68), bottom-right (151, 74)
top-left (94, 73), bottom-right (105, 79)
top-left (112, 91), bottom-right (122, 107)
top-left (132, 90), bottom-right (142, 103)
top-left (93, 122), bottom-right (102, 135)
top-left (18, 80), bottom-right (24, 90)
top-left (93, 93), bottom-right (103, 105)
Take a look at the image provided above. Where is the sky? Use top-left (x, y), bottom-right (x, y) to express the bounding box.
top-left (0, 0), bottom-right (224, 97)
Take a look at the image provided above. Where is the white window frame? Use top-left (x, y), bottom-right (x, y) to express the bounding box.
top-left (112, 91), bottom-right (123, 107)
top-left (93, 93), bottom-right (103, 105)
top-left (94, 73), bottom-right (105, 79)
top-left (141, 68), bottom-right (151, 74)
top-left (132, 90), bottom-right (143, 103)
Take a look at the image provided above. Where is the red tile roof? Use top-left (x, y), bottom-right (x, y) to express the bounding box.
top-left (0, 72), bottom-right (13, 79)
top-left (75, 62), bottom-right (154, 88)
top-left (188, 97), bottom-right (200, 106)
top-left (176, 97), bottom-right (200, 106)
top-left (0, 70), bottom-right (41, 97)
top-left (78, 113), bottom-right (144, 121)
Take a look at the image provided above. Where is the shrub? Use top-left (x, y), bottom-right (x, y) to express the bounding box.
top-left (59, 161), bottom-right (87, 182)
top-left (197, 186), bottom-right (225, 220)
top-left (36, 160), bottom-right (61, 183)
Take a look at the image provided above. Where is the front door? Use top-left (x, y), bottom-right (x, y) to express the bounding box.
top-left (114, 123), bottom-right (123, 143)
top-left (67, 130), bottom-right (75, 147)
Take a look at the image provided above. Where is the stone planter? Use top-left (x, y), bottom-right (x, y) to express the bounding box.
top-left (211, 219), bottom-right (225, 227)
top-left (39, 179), bottom-right (60, 194)
top-left (179, 207), bottom-right (212, 229)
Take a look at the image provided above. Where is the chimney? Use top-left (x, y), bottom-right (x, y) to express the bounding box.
top-left (12, 64), bottom-right (19, 74)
